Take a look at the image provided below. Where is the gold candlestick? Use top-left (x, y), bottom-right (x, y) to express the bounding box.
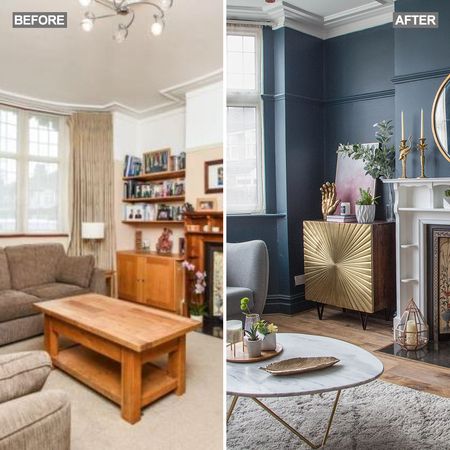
top-left (399, 138), bottom-right (411, 179)
top-left (417, 137), bottom-right (427, 179)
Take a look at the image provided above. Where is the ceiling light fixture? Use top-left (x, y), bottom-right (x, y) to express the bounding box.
top-left (78, 0), bottom-right (172, 43)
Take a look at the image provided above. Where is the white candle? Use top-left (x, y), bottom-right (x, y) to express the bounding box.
top-left (405, 319), bottom-right (418, 347)
top-left (226, 320), bottom-right (243, 345)
top-left (401, 111), bottom-right (405, 141)
top-left (420, 108), bottom-right (424, 139)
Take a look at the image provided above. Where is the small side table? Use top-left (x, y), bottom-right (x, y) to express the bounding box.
top-left (104, 270), bottom-right (117, 298)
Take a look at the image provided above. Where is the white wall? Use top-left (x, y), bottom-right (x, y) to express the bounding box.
top-left (185, 81), bottom-right (223, 150)
top-left (113, 112), bottom-right (138, 160)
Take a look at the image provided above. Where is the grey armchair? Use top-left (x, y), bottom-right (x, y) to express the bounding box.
top-left (227, 240), bottom-right (269, 320)
top-left (0, 351), bottom-right (71, 450)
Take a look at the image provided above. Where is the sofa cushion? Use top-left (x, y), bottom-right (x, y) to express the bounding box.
top-left (23, 283), bottom-right (88, 301)
top-left (56, 255), bottom-right (94, 288)
top-left (227, 287), bottom-right (254, 319)
top-left (0, 250), bottom-right (10, 291)
top-left (5, 244), bottom-right (65, 290)
top-left (0, 351), bottom-right (52, 404)
top-left (0, 290), bottom-right (41, 323)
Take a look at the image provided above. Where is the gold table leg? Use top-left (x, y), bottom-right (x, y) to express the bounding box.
top-left (228, 390), bottom-right (342, 449)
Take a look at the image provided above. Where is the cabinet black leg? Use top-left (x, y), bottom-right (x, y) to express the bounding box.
top-left (360, 312), bottom-right (368, 330)
top-left (384, 307), bottom-right (392, 321)
top-left (316, 303), bottom-right (325, 320)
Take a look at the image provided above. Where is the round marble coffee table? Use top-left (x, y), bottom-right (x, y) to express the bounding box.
top-left (227, 333), bottom-right (383, 449)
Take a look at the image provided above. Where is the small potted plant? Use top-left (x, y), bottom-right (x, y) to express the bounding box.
top-left (183, 260), bottom-right (207, 323)
top-left (444, 190), bottom-right (450, 210)
top-left (241, 297), bottom-right (260, 332)
top-left (256, 320), bottom-right (278, 351)
top-left (189, 302), bottom-right (207, 323)
top-left (244, 323), bottom-right (262, 358)
top-left (355, 188), bottom-right (379, 224)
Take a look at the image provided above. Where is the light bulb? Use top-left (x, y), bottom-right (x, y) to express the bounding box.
top-left (81, 13), bottom-right (94, 32)
top-left (160, 0), bottom-right (173, 11)
top-left (79, 0), bottom-right (92, 7)
top-left (113, 24), bottom-right (128, 43)
top-left (150, 16), bottom-right (164, 36)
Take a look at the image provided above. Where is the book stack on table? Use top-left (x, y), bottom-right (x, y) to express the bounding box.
top-left (326, 215), bottom-right (357, 223)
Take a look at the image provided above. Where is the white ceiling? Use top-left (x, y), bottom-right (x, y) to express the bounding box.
top-left (0, 0), bottom-right (223, 115)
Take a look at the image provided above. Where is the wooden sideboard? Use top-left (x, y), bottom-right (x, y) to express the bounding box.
top-left (303, 220), bottom-right (395, 329)
top-left (116, 251), bottom-right (184, 314)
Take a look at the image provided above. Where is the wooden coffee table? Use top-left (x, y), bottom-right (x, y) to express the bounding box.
top-left (35, 294), bottom-right (200, 424)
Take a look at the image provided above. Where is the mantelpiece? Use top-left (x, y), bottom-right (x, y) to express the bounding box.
top-left (382, 178), bottom-right (450, 332)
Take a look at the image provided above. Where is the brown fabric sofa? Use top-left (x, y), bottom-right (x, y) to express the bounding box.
top-left (0, 351), bottom-right (70, 450)
top-left (0, 243), bottom-right (106, 346)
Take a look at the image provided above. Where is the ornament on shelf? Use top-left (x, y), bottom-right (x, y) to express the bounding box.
top-left (395, 299), bottom-right (428, 351)
top-left (320, 182), bottom-right (340, 221)
top-left (156, 228), bottom-right (173, 254)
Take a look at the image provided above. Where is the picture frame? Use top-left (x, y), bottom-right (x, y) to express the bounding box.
top-left (205, 159), bottom-right (223, 194)
top-left (157, 205), bottom-right (172, 221)
top-left (143, 148), bottom-right (171, 174)
top-left (196, 197), bottom-right (217, 211)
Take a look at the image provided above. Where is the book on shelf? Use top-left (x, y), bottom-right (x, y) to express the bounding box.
top-left (123, 203), bottom-right (183, 222)
top-left (326, 215), bottom-right (357, 223)
top-left (123, 179), bottom-right (185, 199)
top-left (123, 155), bottom-right (142, 177)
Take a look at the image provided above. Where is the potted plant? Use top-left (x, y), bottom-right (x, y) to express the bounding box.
top-left (183, 260), bottom-right (207, 323)
top-left (444, 190), bottom-right (450, 210)
top-left (244, 323), bottom-right (262, 358)
top-left (355, 188), bottom-right (379, 224)
top-left (256, 320), bottom-right (278, 351)
top-left (240, 297), bottom-right (259, 332)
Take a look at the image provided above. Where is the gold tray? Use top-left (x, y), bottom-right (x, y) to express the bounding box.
top-left (260, 356), bottom-right (340, 376)
top-left (226, 343), bottom-right (283, 363)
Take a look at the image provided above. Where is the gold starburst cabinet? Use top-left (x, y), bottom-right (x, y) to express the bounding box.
top-left (303, 221), bottom-right (396, 329)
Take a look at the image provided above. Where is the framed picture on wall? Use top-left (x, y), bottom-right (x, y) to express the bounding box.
top-left (143, 148), bottom-right (171, 174)
top-left (196, 198), bottom-right (217, 211)
top-left (205, 159), bottom-right (223, 193)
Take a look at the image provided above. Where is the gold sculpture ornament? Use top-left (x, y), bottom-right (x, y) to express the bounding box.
top-left (320, 182), bottom-right (340, 220)
top-left (399, 138), bottom-right (411, 179)
top-left (417, 137), bottom-right (428, 179)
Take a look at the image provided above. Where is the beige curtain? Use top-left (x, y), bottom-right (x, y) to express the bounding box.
top-left (68, 112), bottom-right (116, 270)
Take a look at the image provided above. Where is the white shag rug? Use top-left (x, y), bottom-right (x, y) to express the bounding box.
top-left (227, 380), bottom-right (450, 449)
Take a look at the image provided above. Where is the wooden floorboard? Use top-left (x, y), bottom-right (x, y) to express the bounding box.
top-left (263, 308), bottom-right (450, 398)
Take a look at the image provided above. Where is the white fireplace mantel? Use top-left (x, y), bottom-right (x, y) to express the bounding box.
top-left (382, 178), bottom-right (450, 330)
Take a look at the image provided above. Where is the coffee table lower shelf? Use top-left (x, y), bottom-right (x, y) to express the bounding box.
top-left (53, 345), bottom-right (178, 408)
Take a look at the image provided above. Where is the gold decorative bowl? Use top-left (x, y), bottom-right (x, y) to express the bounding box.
top-left (260, 356), bottom-right (340, 376)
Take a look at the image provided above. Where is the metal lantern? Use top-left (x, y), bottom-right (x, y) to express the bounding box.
top-left (395, 299), bottom-right (429, 351)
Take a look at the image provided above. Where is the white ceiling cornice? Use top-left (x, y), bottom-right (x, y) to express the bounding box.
top-left (227, 1), bottom-right (395, 40)
top-left (0, 70), bottom-right (223, 119)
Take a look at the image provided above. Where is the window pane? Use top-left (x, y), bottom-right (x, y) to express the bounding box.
top-left (0, 109), bottom-right (17, 154)
top-left (28, 115), bottom-right (59, 158)
top-left (227, 34), bottom-right (256, 91)
top-left (28, 162), bottom-right (59, 231)
top-left (0, 158), bottom-right (17, 232)
top-left (227, 106), bottom-right (261, 212)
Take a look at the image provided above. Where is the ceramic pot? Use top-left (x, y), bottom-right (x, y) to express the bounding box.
top-left (261, 333), bottom-right (277, 351)
top-left (190, 314), bottom-right (203, 324)
top-left (246, 339), bottom-right (262, 358)
top-left (244, 313), bottom-right (260, 332)
top-left (443, 198), bottom-right (450, 210)
top-left (355, 204), bottom-right (376, 223)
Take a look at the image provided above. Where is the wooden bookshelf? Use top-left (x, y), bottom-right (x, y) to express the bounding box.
top-left (123, 196), bottom-right (185, 204)
top-left (123, 170), bottom-right (185, 182)
top-left (121, 220), bottom-right (184, 225)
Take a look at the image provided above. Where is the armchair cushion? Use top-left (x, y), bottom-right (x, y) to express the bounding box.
top-left (0, 390), bottom-right (70, 450)
top-left (56, 255), bottom-right (95, 288)
top-left (226, 287), bottom-right (254, 319)
top-left (23, 283), bottom-right (89, 301)
top-left (89, 268), bottom-right (107, 295)
top-left (0, 250), bottom-right (10, 291)
top-left (0, 290), bottom-right (41, 323)
top-left (0, 351), bottom-right (52, 404)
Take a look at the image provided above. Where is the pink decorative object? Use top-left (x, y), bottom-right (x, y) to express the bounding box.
top-left (156, 227), bottom-right (173, 254)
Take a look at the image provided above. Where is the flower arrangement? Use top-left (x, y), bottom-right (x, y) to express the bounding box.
top-left (182, 261), bottom-right (207, 318)
top-left (256, 320), bottom-right (278, 335)
top-left (240, 297), bottom-right (251, 315)
top-left (244, 323), bottom-right (260, 342)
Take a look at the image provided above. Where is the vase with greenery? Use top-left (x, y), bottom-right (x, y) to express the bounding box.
top-left (244, 323), bottom-right (262, 358)
top-left (355, 188), bottom-right (379, 224)
top-left (444, 190), bottom-right (450, 210)
top-left (338, 120), bottom-right (396, 220)
top-left (256, 320), bottom-right (278, 351)
top-left (183, 260), bottom-right (207, 322)
top-left (240, 297), bottom-right (260, 332)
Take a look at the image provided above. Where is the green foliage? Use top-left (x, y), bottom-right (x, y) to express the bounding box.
top-left (356, 188), bottom-right (380, 206)
top-left (445, 189), bottom-right (450, 197)
top-left (189, 302), bottom-right (207, 316)
top-left (256, 320), bottom-right (269, 336)
top-left (244, 323), bottom-right (260, 341)
top-left (240, 297), bottom-right (251, 315)
top-left (337, 120), bottom-right (395, 179)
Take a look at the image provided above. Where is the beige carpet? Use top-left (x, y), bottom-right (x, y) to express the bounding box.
top-left (0, 332), bottom-right (223, 450)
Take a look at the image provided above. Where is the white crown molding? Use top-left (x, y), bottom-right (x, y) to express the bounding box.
top-left (227, 1), bottom-right (395, 40)
top-left (0, 70), bottom-right (223, 119)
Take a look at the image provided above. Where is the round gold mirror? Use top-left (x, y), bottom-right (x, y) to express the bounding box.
top-left (432, 74), bottom-right (450, 162)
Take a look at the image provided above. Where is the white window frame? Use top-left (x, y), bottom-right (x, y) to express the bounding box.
top-left (0, 105), bottom-right (69, 235)
top-left (227, 25), bottom-right (265, 214)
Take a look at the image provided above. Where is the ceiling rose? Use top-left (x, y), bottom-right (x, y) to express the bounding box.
top-left (79, 0), bottom-right (173, 43)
